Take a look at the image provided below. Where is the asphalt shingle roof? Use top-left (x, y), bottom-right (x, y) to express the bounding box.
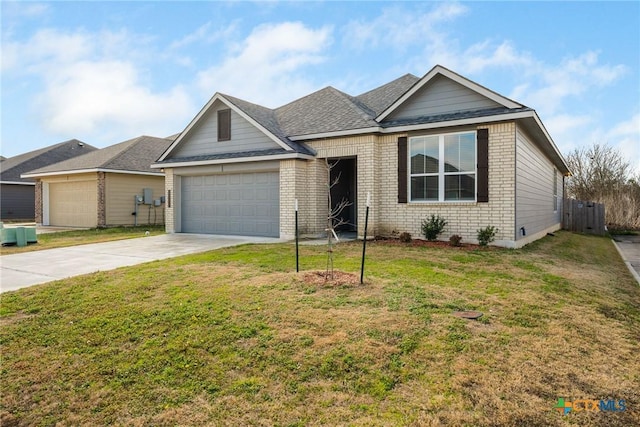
top-left (1, 140), bottom-right (97, 182)
top-left (164, 67), bottom-right (530, 161)
top-left (25, 135), bottom-right (175, 176)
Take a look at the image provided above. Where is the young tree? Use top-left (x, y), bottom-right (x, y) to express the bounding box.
top-left (325, 159), bottom-right (352, 280)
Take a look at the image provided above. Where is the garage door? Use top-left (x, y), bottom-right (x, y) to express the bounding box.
top-left (181, 172), bottom-right (279, 237)
top-left (49, 181), bottom-right (97, 227)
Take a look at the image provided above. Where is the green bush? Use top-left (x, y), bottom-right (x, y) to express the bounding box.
top-left (421, 214), bottom-right (447, 241)
top-left (477, 226), bottom-right (498, 246)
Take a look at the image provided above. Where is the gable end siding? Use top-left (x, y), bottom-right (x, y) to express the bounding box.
top-left (170, 102), bottom-right (281, 159)
top-left (386, 74), bottom-right (501, 121)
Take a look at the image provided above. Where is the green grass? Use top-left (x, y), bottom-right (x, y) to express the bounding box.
top-left (0, 226), bottom-right (165, 255)
top-left (1, 231), bottom-right (639, 426)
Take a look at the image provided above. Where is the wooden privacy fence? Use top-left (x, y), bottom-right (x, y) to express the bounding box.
top-left (563, 199), bottom-right (606, 235)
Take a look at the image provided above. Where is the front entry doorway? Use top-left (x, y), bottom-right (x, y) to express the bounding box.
top-left (328, 157), bottom-right (357, 232)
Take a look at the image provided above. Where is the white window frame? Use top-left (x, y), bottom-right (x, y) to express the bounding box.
top-left (408, 130), bottom-right (477, 203)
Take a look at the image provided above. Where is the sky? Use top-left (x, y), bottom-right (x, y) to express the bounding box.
top-left (1, 1), bottom-right (639, 174)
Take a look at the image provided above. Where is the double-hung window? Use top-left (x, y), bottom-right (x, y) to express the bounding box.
top-left (409, 131), bottom-right (477, 202)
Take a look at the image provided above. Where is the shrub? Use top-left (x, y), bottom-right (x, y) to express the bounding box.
top-left (449, 234), bottom-right (462, 247)
top-left (421, 214), bottom-right (447, 241)
top-left (477, 226), bottom-right (498, 246)
top-left (399, 232), bottom-right (412, 243)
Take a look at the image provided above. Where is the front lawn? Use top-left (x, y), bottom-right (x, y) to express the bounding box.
top-left (1, 231), bottom-right (638, 426)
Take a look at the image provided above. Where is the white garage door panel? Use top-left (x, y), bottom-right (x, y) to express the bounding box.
top-left (181, 171), bottom-right (279, 237)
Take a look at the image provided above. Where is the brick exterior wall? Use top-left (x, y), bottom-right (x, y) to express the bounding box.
top-left (375, 122), bottom-right (517, 246)
top-left (97, 171), bottom-right (106, 227)
top-left (34, 180), bottom-right (43, 224)
top-left (291, 122), bottom-right (518, 246)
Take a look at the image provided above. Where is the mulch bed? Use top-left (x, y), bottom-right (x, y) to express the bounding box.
top-left (370, 236), bottom-right (500, 251)
top-left (301, 270), bottom-right (361, 286)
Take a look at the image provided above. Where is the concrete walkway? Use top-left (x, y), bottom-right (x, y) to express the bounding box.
top-left (612, 235), bottom-right (640, 285)
top-left (0, 234), bottom-right (282, 293)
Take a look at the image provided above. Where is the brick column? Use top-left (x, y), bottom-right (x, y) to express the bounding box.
top-left (97, 172), bottom-right (106, 227)
top-left (34, 180), bottom-right (42, 224)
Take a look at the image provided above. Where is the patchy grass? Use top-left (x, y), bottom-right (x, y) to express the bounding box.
top-left (0, 226), bottom-right (165, 255)
top-left (0, 231), bottom-right (638, 426)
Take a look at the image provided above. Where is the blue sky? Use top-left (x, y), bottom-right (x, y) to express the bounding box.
top-left (2, 1), bottom-right (639, 173)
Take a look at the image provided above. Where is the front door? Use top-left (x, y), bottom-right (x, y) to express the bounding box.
top-left (328, 157), bottom-right (357, 232)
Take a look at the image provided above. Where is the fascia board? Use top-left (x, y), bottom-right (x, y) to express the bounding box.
top-left (0, 181), bottom-right (36, 185)
top-left (21, 168), bottom-right (163, 179)
top-left (376, 65), bottom-right (522, 122)
top-left (152, 153), bottom-right (314, 169)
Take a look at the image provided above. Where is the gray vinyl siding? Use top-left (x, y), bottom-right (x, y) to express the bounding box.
top-left (171, 101), bottom-right (280, 158)
top-left (0, 184), bottom-right (35, 220)
top-left (386, 74), bottom-right (501, 121)
top-left (515, 126), bottom-right (562, 240)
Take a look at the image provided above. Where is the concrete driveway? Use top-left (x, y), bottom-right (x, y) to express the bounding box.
top-left (0, 234), bottom-right (283, 293)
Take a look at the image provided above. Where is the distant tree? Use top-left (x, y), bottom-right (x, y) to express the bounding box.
top-left (566, 143), bottom-right (640, 229)
top-left (566, 143), bottom-right (630, 200)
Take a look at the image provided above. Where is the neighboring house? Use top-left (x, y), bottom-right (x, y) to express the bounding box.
top-left (153, 65), bottom-right (570, 248)
top-left (1, 140), bottom-right (97, 221)
top-left (23, 135), bottom-right (175, 228)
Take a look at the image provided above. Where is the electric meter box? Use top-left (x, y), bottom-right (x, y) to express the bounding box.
top-left (143, 188), bottom-right (153, 205)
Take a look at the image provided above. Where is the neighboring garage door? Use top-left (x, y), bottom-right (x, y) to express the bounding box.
top-left (181, 172), bottom-right (279, 237)
top-left (49, 181), bottom-right (97, 227)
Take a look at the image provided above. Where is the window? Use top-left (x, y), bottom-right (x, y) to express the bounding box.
top-left (217, 109), bottom-right (231, 141)
top-left (409, 131), bottom-right (476, 202)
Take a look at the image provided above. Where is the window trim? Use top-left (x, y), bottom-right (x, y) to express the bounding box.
top-left (408, 130), bottom-right (478, 203)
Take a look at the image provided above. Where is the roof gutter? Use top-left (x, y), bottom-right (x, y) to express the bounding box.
top-left (151, 152), bottom-right (315, 169)
top-left (21, 168), bottom-right (164, 179)
top-left (0, 180), bottom-right (36, 185)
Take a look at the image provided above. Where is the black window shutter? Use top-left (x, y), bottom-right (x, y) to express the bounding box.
top-left (218, 109), bottom-right (231, 141)
top-left (477, 128), bottom-right (489, 202)
top-left (398, 136), bottom-right (408, 204)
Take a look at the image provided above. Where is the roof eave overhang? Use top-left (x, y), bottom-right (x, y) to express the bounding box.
top-left (21, 168), bottom-right (164, 179)
top-left (151, 152), bottom-right (315, 169)
top-left (518, 113), bottom-right (571, 175)
top-left (0, 180), bottom-right (35, 186)
top-left (380, 111), bottom-right (534, 133)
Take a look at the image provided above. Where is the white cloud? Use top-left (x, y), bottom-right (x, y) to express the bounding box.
top-left (516, 52), bottom-right (627, 115)
top-left (345, 3), bottom-right (468, 50)
top-left (605, 113), bottom-right (640, 175)
top-left (36, 60), bottom-right (192, 139)
top-left (196, 21), bottom-right (333, 106)
top-left (4, 27), bottom-right (194, 143)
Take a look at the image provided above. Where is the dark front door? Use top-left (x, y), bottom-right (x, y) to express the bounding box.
top-left (329, 157), bottom-right (357, 232)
